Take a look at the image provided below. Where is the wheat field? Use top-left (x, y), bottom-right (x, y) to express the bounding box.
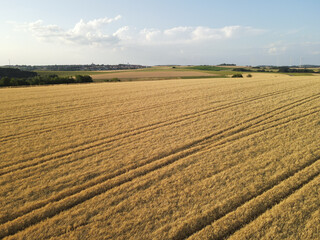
top-left (0, 74), bottom-right (319, 239)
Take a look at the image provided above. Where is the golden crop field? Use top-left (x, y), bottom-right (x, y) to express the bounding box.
top-left (0, 73), bottom-right (320, 239)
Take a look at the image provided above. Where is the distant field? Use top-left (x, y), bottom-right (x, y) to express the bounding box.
top-left (187, 65), bottom-right (233, 71)
top-left (36, 67), bottom-right (221, 82)
top-left (36, 66), bottom-right (319, 82)
top-left (36, 70), bottom-right (107, 77)
top-left (0, 74), bottom-right (320, 239)
top-left (91, 70), bottom-right (218, 81)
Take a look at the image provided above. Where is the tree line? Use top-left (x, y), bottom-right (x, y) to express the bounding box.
top-left (233, 67), bottom-right (316, 73)
top-left (277, 66), bottom-right (315, 73)
top-left (0, 68), bottom-right (92, 87)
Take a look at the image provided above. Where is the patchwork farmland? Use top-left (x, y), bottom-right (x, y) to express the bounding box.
top-left (0, 74), bottom-right (319, 239)
top-left (91, 69), bottom-right (218, 81)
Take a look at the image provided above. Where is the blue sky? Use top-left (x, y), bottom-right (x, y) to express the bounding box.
top-left (1, 0), bottom-right (319, 66)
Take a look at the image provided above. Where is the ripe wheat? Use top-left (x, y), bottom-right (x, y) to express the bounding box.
top-left (0, 74), bottom-right (319, 239)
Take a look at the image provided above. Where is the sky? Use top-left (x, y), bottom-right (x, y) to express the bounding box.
top-left (1, 0), bottom-right (320, 66)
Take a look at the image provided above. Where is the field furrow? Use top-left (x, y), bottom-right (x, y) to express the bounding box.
top-left (0, 80), bottom-right (217, 123)
top-left (1, 90), bottom-right (319, 232)
top-left (228, 176), bottom-right (320, 240)
top-left (1, 79), bottom-right (317, 165)
top-left (2, 87), bottom-right (318, 188)
top-left (0, 94), bottom-right (212, 142)
top-left (187, 154), bottom-right (320, 240)
top-left (0, 86), bottom-right (310, 170)
top-left (1, 76), bottom-right (319, 239)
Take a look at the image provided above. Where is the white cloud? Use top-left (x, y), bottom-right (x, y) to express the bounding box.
top-left (10, 18), bottom-right (266, 49)
top-left (113, 26), bottom-right (130, 39)
top-left (12, 16), bottom-right (122, 46)
top-left (70, 15), bottom-right (121, 35)
top-left (140, 28), bottom-right (162, 42)
top-left (28, 20), bottom-right (64, 39)
top-left (163, 26), bottom-right (193, 42)
top-left (267, 43), bottom-right (287, 55)
top-left (137, 25), bottom-right (265, 45)
top-left (191, 26), bottom-right (238, 41)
